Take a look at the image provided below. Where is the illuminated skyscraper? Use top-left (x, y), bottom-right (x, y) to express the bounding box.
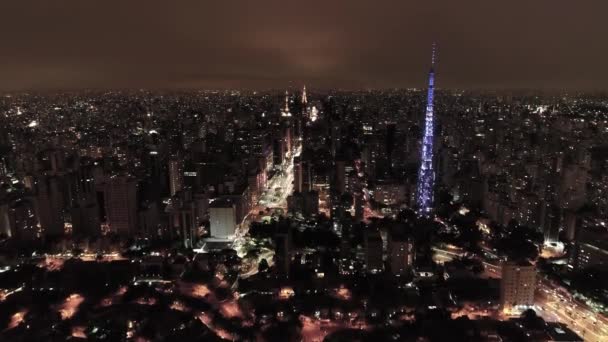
top-left (281, 90), bottom-right (291, 117)
top-left (168, 157), bottom-right (184, 196)
top-left (416, 44), bottom-right (437, 215)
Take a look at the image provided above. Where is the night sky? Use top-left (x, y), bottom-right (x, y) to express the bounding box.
top-left (1, 1), bottom-right (607, 91)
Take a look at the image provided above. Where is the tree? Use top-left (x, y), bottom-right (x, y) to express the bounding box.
top-left (493, 224), bottom-right (542, 261)
top-left (258, 258), bottom-right (269, 273)
top-left (520, 309), bottom-right (545, 330)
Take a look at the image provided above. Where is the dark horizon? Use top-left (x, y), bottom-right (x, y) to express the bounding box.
top-left (1, 1), bottom-right (607, 92)
top-left (2, 86), bottom-right (608, 98)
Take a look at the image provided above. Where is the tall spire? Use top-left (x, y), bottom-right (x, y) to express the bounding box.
top-left (284, 90), bottom-right (290, 113)
top-left (302, 85), bottom-right (308, 105)
top-left (281, 90), bottom-right (292, 117)
top-left (415, 44), bottom-right (438, 215)
top-left (431, 42), bottom-right (437, 68)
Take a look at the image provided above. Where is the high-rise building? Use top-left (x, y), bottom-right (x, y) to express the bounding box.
top-left (104, 175), bottom-right (138, 236)
top-left (334, 160), bottom-right (346, 194)
top-left (170, 191), bottom-right (198, 248)
top-left (388, 233), bottom-right (413, 276)
top-left (500, 261), bottom-right (536, 312)
top-left (415, 44), bottom-right (437, 215)
top-left (558, 164), bottom-right (588, 210)
top-left (354, 192), bottom-right (365, 222)
top-left (209, 197), bottom-right (237, 238)
top-left (542, 204), bottom-right (562, 243)
top-left (139, 202), bottom-right (160, 238)
top-left (568, 227), bottom-right (608, 271)
top-left (294, 156), bottom-right (312, 193)
top-left (374, 180), bottom-right (407, 206)
top-left (45, 148), bottom-right (66, 175)
top-left (7, 198), bottom-right (39, 240)
top-left (168, 158), bottom-right (184, 196)
top-left (364, 229), bottom-right (383, 273)
top-left (71, 199), bottom-right (101, 237)
top-left (34, 176), bottom-right (64, 237)
top-left (287, 191), bottom-right (319, 218)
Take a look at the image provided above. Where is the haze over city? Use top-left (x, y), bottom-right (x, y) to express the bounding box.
top-left (1, 1), bottom-right (608, 91)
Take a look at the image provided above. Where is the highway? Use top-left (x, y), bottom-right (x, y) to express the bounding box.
top-left (432, 244), bottom-right (607, 341)
top-left (536, 278), bottom-right (608, 342)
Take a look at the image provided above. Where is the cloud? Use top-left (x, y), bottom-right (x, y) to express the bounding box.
top-left (0, 1), bottom-right (606, 91)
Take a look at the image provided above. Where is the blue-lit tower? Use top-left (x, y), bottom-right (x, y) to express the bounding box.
top-left (416, 44), bottom-right (437, 215)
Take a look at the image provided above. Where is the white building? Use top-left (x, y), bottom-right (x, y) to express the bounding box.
top-left (209, 198), bottom-right (237, 238)
top-left (500, 261), bottom-right (536, 312)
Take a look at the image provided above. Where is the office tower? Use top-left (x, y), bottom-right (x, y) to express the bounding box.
top-left (209, 197), bottom-right (237, 238)
top-left (139, 202), bottom-right (160, 238)
top-left (34, 176), bottom-right (64, 237)
top-left (354, 192), bottom-right (364, 221)
top-left (374, 180), bottom-right (407, 206)
top-left (388, 233), bottom-right (413, 276)
top-left (45, 148), bottom-right (66, 175)
top-left (170, 191), bottom-right (197, 248)
top-left (334, 159), bottom-right (346, 194)
top-left (542, 204), bottom-right (562, 243)
top-left (143, 148), bottom-right (163, 202)
top-left (68, 162), bottom-right (101, 237)
top-left (568, 227), bottom-right (608, 271)
top-left (500, 261), bottom-right (536, 312)
top-left (193, 191), bottom-right (210, 222)
top-left (273, 136), bottom-right (286, 166)
top-left (558, 164), bottom-right (588, 210)
top-left (294, 157), bottom-right (303, 193)
top-left (295, 156), bottom-right (313, 193)
top-left (331, 192), bottom-right (353, 221)
top-left (71, 198), bottom-right (101, 237)
top-left (168, 158), bottom-right (184, 196)
top-left (104, 175), bottom-right (138, 236)
top-left (281, 126), bottom-right (292, 157)
top-left (287, 190), bottom-right (319, 218)
top-left (562, 209), bottom-right (577, 242)
top-left (364, 229), bottom-right (383, 273)
top-left (7, 198), bottom-right (39, 240)
top-left (416, 44), bottom-right (437, 215)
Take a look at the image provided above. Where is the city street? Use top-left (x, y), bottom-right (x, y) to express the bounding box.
top-left (259, 145), bottom-right (299, 210)
top-left (536, 278), bottom-right (608, 342)
top-left (233, 144), bottom-right (299, 278)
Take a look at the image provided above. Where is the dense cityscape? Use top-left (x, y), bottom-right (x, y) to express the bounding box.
top-left (1, 2), bottom-right (608, 342)
top-left (1, 58), bottom-right (607, 340)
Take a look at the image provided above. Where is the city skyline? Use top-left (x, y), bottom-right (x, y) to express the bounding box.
top-left (1, 2), bottom-right (607, 342)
